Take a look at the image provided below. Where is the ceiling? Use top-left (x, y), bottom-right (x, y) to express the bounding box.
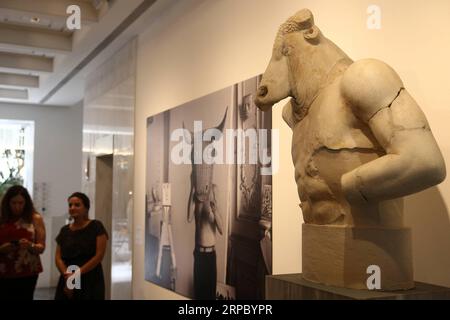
top-left (0, 0), bottom-right (165, 106)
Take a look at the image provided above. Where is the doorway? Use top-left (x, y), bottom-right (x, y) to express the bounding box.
top-left (95, 154), bottom-right (113, 299)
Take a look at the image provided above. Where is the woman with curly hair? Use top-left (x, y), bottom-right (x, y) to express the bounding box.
top-left (0, 185), bottom-right (46, 300)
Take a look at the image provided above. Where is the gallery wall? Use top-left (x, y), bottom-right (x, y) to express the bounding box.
top-left (0, 102), bottom-right (83, 288)
top-left (134, 0), bottom-right (450, 298)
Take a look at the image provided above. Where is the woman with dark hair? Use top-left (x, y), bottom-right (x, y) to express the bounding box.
top-left (54, 192), bottom-right (108, 300)
top-left (0, 185), bottom-right (46, 300)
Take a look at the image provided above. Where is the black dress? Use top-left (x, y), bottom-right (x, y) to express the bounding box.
top-left (54, 220), bottom-right (108, 300)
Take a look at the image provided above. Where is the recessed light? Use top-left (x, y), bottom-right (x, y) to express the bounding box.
top-left (30, 17), bottom-right (40, 23)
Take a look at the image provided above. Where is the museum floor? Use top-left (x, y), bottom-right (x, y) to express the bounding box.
top-left (34, 287), bottom-right (56, 300)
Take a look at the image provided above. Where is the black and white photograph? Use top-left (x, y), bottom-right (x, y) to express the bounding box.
top-left (144, 75), bottom-right (273, 299)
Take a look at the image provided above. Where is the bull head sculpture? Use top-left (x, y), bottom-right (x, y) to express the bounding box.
top-left (184, 107), bottom-right (228, 230)
top-left (254, 9), bottom-right (352, 128)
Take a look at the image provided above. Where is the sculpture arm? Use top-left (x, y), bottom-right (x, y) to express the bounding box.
top-left (187, 185), bottom-right (195, 223)
top-left (210, 185), bottom-right (223, 235)
top-left (340, 59), bottom-right (446, 204)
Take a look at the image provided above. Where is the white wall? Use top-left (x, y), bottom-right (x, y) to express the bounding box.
top-left (134, 0), bottom-right (450, 299)
top-left (0, 102), bottom-right (83, 288)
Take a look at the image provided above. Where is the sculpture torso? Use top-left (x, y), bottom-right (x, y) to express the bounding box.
top-left (192, 163), bottom-right (217, 247)
top-left (194, 200), bottom-right (217, 247)
top-left (292, 72), bottom-right (403, 226)
top-left (186, 108), bottom-right (227, 247)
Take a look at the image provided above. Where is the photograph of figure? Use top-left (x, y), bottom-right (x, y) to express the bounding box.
top-left (145, 75), bottom-right (273, 299)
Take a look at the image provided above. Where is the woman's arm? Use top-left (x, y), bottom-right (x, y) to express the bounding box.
top-left (79, 234), bottom-right (108, 275)
top-left (0, 242), bottom-right (14, 254)
top-left (56, 243), bottom-right (74, 298)
top-left (55, 244), bottom-right (67, 275)
top-left (31, 213), bottom-right (46, 254)
top-left (19, 213), bottom-right (46, 253)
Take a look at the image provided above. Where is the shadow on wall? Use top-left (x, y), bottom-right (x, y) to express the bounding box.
top-left (404, 186), bottom-right (450, 288)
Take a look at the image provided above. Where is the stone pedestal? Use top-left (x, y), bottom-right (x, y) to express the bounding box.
top-left (302, 224), bottom-right (414, 290)
top-left (266, 274), bottom-right (450, 300)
